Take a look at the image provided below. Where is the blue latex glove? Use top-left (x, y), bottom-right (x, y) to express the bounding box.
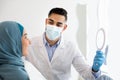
top-left (92, 50), bottom-right (105, 72)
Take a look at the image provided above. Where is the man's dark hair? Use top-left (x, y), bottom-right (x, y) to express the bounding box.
top-left (48, 7), bottom-right (68, 21)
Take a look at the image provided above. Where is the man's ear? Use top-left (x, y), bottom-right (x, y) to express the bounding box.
top-left (45, 18), bottom-right (48, 25)
top-left (62, 24), bottom-right (67, 32)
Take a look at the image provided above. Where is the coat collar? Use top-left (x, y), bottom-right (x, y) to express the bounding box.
top-left (40, 33), bottom-right (65, 49)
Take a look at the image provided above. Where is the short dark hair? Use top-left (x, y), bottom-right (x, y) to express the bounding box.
top-left (48, 7), bottom-right (68, 21)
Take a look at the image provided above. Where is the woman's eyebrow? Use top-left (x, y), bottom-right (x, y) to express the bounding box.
top-left (24, 33), bottom-right (27, 36)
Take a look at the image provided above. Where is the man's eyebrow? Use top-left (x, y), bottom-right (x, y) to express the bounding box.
top-left (48, 19), bottom-right (54, 22)
top-left (48, 18), bottom-right (64, 24)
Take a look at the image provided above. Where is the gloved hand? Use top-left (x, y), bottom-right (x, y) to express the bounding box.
top-left (92, 50), bottom-right (105, 72)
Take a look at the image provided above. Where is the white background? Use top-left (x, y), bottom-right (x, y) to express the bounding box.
top-left (0, 0), bottom-right (120, 80)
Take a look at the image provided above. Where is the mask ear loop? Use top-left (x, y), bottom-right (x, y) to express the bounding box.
top-left (96, 28), bottom-right (106, 51)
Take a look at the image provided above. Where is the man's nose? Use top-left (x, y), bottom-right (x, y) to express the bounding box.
top-left (52, 23), bottom-right (57, 26)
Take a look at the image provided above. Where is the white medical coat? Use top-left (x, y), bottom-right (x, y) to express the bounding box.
top-left (26, 36), bottom-right (96, 80)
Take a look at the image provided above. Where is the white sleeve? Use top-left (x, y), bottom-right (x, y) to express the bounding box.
top-left (72, 45), bottom-right (95, 80)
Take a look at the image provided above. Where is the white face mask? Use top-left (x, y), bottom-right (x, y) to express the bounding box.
top-left (45, 25), bottom-right (63, 40)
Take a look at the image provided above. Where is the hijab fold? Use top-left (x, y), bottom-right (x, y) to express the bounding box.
top-left (0, 21), bottom-right (24, 66)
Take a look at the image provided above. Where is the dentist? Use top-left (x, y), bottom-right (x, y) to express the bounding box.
top-left (26, 7), bottom-right (105, 80)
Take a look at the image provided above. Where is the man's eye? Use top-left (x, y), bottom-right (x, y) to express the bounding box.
top-left (48, 22), bottom-right (54, 25)
top-left (57, 24), bottom-right (63, 27)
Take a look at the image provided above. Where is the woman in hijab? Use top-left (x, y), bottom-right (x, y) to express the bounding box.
top-left (0, 21), bottom-right (30, 80)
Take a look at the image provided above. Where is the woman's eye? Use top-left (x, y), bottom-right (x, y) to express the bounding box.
top-left (23, 33), bottom-right (28, 39)
top-left (24, 36), bottom-right (27, 39)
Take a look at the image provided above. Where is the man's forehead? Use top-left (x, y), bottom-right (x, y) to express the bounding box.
top-left (48, 18), bottom-right (64, 24)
